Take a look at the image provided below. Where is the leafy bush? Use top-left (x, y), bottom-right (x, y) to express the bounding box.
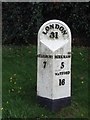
top-left (2, 2), bottom-right (89, 46)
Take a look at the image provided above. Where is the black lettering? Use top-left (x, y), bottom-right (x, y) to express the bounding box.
top-left (68, 71), bottom-right (70, 74)
top-left (46, 55), bottom-right (48, 58)
top-left (63, 55), bottom-right (65, 58)
top-left (45, 26), bottom-right (49, 31)
top-left (43, 61), bottom-right (47, 68)
top-left (59, 26), bottom-right (64, 31)
top-left (37, 54), bottom-right (40, 57)
top-left (55, 73), bottom-right (58, 75)
top-left (55, 32), bottom-right (58, 39)
top-left (61, 55), bottom-right (63, 58)
top-left (55, 71), bottom-right (70, 76)
top-left (49, 24), bottom-right (54, 29)
top-left (49, 55), bottom-right (53, 58)
top-left (42, 26), bottom-right (50, 35)
top-left (49, 32), bottom-right (58, 39)
top-left (55, 55), bottom-right (57, 58)
top-left (50, 32), bottom-right (54, 38)
top-left (63, 30), bottom-right (67, 35)
top-left (59, 79), bottom-right (65, 86)
top-left (42, 31), bottom-right (47, 35)
top-left (60, 62), bottom-right (64, 69)
top-left (55, 24), bottom-right (60, 29)
top-left (65, 71), bottom-right (68, 74)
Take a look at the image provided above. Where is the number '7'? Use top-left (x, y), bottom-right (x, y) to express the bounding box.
top-left (43, 61), bottom-right (47, 68)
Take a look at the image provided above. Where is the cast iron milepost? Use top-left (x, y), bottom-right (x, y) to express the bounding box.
top-left (37, 20), bottom-right (71, 112)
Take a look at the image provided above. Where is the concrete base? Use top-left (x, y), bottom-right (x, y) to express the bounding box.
top-left (37, 96), bottom-right (71, 112)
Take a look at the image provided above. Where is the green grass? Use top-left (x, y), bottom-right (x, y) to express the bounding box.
top-left (2, 45), bottom-right (88, 119)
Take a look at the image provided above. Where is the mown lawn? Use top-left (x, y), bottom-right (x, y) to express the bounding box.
top-left (2, 45), bottom-right (88, 119)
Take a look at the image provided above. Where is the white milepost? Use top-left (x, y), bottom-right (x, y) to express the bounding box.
top-left (37, 20), bottom-right (71, 111)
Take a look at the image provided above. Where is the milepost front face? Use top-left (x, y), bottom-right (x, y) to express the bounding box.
top-left (37, 20), bottom-right (71, 111)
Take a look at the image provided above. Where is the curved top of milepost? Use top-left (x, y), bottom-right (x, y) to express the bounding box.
top-left (38, 19), bottom-right (71, 38)
top-left (38, 20), bottom-right (71, 52)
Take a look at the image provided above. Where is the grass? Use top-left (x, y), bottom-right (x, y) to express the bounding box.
top-left (2, 45), bottom-right (88, 119)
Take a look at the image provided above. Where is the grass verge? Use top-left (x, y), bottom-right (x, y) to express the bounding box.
top-left (2, 45), bottom-right (88, 118)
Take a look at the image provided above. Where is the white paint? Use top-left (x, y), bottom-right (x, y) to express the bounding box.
top-left (41, 39), bottom-right (68, 52)
top-left (37, 20), bottom-right (71, 100)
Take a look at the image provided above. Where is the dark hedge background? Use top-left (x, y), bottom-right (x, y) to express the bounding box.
top-left (2, 2), bottom-right (90, 46)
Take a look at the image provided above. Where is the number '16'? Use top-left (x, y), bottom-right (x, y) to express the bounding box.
top-left (59, 79), bottom-right (65, 86)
